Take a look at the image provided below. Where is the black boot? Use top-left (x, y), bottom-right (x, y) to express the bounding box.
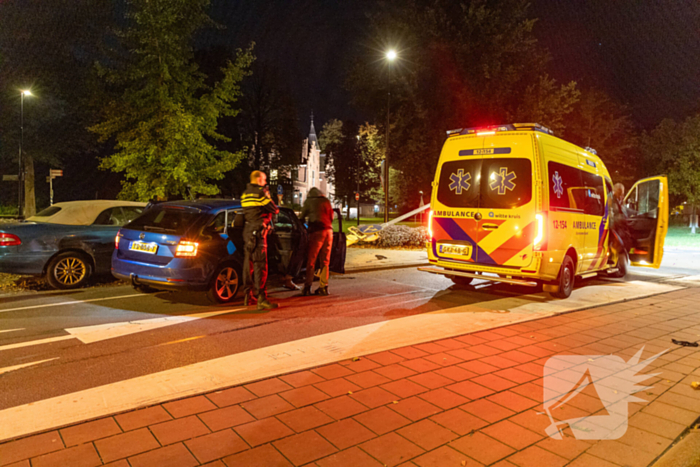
top-left (243, 293), bottom-right (256, 306)
top-left (301, 285), bottom-right (312, 296)
top-left (314, 286), bottom-right (329, 296)
top-left (257, 294), bottom-right (279, 310)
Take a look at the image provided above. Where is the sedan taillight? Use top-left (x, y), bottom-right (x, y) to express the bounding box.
top-left (0, 233), bottom-right (21, 246)
top-left (115, 230), bottom-right (122, 249)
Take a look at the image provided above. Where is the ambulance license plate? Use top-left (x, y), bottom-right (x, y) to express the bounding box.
top-left (439, 244), bottom-right (472, 258)
top-left (129, 241), bottom-right (158, 254)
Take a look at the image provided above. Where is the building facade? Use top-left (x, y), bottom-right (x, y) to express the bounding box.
top-left (291, 115), bottom-right (335, 206)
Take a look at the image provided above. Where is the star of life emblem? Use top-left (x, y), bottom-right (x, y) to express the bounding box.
top-left (553, 171), bottom-right (564, 198)
top-left (543, 347), bottom-right (666, 440)
top-left (489, 167), bottom-right (517, 195)
top-left (449, 169), bottom-right (471, 195)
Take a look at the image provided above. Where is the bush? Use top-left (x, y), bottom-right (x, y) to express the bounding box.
top-left (0, 205), bottom-right (18, 216)
top-left (374, 225), bottom-right (429, 248)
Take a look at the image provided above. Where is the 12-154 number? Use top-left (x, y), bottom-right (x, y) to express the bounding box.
top-left (553, 220), bottom-right (568, 229)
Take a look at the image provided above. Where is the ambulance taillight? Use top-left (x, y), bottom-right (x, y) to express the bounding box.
top-left (534, 213), bottom-right (547, 251)
top-left (428, 210), bottom-right (434, 239)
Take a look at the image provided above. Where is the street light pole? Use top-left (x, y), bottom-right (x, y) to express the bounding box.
top-left (356, 135), bottom-right (361, 226)
top-left (18, 90), bottom-right (31, 217)
top-left (384, 49), bottom-right (397, 223)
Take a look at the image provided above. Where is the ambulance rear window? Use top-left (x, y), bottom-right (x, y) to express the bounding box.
top-left (480, 159), bottom-right (533, 209)
top-left (437, 158), bottom-right (532, 209)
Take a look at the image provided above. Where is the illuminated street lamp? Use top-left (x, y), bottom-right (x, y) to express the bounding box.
top-left (18, 90), bottom-right (32, 217)
top-left (384, 49), bottom-right (397, 222)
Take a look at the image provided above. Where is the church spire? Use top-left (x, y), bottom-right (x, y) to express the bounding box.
top-left (308, 111), bottom-right (319, 150)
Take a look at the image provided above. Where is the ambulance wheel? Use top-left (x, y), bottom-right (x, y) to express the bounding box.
top-left (451, 276), bottom-right (473, 286)
top-left (608, 249), bottom-right (628, 278)
top-left (551, 256), bottom-right (575, 299)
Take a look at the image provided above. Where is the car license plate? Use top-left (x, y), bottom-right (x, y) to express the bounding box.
top-left (129, 241), bottom-right (158, 254)
top-left (439, 243), bottom-right (472, 258)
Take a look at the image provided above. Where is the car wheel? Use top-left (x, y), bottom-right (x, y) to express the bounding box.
top-left (551, 256), bottom-right (575, 299)
top-left (46, 251), bottom-right (93, 289)
top-left (207, 263), bottom-right (241, 303)
top-left (450, 276), bottom-right (473, 286)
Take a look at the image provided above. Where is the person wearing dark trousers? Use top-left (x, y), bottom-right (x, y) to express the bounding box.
top-left (241, 171), bottom-right (279, 310)
top-left (300, 187), bottom-right (334, 296)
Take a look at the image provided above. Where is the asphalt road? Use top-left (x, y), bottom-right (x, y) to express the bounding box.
top-left (0, 249), bottom-right (695, 412)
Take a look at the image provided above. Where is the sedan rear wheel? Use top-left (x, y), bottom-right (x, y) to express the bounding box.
top-left (207, 264), bottom-right (241, 303)
top-left (47, 252), bottom-right (93, 289)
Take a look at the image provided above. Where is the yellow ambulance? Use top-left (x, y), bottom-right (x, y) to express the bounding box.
top-left (419, 123), bottom-right (668, 298)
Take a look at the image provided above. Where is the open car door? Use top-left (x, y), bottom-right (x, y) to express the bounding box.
top-left (624, 175), bottom-right (668, 268)
top-left (329, 208), bottom-right (347, 273)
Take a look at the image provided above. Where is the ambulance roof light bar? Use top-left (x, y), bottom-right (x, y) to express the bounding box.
top-left (446, 123), bottom-right (554, 137)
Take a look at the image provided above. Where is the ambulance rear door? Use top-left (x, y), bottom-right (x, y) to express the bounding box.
top-left (474, 133), bottom-right (537, 269)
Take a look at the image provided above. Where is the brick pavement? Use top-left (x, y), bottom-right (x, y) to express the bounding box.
top-left (2, 287), bottom-right (700, 467)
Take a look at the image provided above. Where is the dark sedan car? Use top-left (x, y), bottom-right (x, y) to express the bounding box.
top-left (0, 200), bottom-right (146, 289)
top-left (111, 199), bottom-right (346, 302)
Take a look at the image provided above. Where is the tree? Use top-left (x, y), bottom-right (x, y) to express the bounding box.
top-left (239, 62), bottom-right (302, 173)
top-left (320, 119), bottom-right (358, 218)
top-left (90, 0), bottom-right (254, 201)
top-left (641, 115), bottom-right (700, 232)
top-left (564, 89), bottom-right (639, 186)
top-left (321, 120), bottom-right (393, 218)
top-left (346, 0), bottom-right (579, 208)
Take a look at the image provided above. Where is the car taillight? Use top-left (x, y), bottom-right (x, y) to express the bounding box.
top-left (0, 233), bottom-right (21, 246)
top-left (175, 241), bottom-right (198, 257)
top-left (533, 213), bottom-right (546, 251)
top-left (115, 230), bottom-right (122, 249)
top-left (428, 210), bottom-right (434, 239)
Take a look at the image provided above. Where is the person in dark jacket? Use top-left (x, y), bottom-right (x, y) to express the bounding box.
top-left (241, 171), bottom-right (279, 310)
top-left (299, 187), bottom-right (334, 296)
top-left (612, 182), bottom-right (634, 254)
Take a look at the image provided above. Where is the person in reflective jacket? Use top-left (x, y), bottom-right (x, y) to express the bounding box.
top-left (241, 171), bottom-right (279, 310)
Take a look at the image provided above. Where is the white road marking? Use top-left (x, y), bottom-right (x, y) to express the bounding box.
top-left (65, 308), bottom-right (245, 344)
top-left (0, 335), bottom-right (75, 351)
top-left (0, 307), bottom-right (246, 351)
top-left (0, 358), bottom-right (59, 376)
top-left (0, 293), bottom-right (145, 314)
top-left (0, 329), bottom-right (24, 334)
top-left (0, 280), bottom-right (680, 442)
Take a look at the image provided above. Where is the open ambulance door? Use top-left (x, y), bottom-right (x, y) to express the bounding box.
top-left (624, 175), bottom-right (668, 268)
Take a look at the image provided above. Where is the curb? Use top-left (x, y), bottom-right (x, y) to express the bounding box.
top-left (343, 262), bottom-right (430, 274)
top-left (652, 418), bottom-right (700, 466)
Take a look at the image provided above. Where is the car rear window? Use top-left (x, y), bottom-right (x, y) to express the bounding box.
top-left (125, 207), bottom-right (201, 235)
top-left (437, 158), bottom-right (532, 209)
top-left (34, 206), bottom-right (62, 217)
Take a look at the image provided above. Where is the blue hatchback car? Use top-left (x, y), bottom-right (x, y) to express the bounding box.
top-left (112, 199), bottom-right (346, 302)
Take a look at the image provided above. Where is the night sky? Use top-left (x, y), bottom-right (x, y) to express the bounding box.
top-left (203, 0), bottom-right (700, 132)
